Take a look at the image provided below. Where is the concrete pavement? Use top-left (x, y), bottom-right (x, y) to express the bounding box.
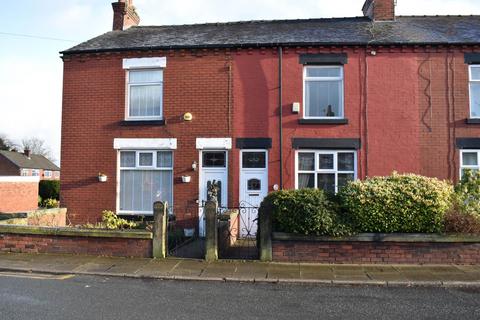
top-left (0, 252), bottom-right (480, 287)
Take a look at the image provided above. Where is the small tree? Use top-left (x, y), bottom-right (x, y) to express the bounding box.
top-left (0, 134), bottom-right (13, 151)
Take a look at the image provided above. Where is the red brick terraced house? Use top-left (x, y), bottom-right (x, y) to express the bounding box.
top-left (61, 0), bottom-right (480, 235)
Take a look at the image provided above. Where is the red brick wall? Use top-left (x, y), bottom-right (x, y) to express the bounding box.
top-left (0, 233), bottom-right (151, 258)
top-left (231, 47), bottom-right (477, 205)
top-left (61, 50), bottom-right (232, 225)
top-left (0, 178), bottom-right (39, 213)
top-left (273, 240), bottom-right (480, 265)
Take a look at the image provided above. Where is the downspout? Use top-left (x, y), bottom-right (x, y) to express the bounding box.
top-left (278, 46), bottom-right (283, 190)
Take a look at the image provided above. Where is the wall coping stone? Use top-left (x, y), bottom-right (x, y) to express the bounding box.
top-left (272, 232), bottom-right (480, 243)
top-left (0, 225), bottom-right (152, 239)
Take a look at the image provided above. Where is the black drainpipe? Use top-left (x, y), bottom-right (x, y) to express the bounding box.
top-left (278, 46), bottom-right (283, 190)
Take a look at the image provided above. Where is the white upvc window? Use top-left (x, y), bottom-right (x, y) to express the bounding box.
top-left (296, 150), bottom-right (356, 193)
top-left (21, 169), bottom-right (29, 176)
top-left (126, 69), bottom-right (163, 120)
top-left (31, 169), bottom-right (40, 177)
top-left (44, 170), bottom-right (52, 178)
top-left (118, 150), bottom-right (173, 215)
top-left (470, 65), bottom-right (480, 118)
top-left (303, 66), bottom-right (344, 119)
top-left (460, 150), bottom-right (480, 178)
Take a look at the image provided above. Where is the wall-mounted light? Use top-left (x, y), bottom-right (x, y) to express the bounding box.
top-left (98, 173), bottom-right (108, 182)
top-left (292, 102), bottom-right (300, 114)
top-left (183, 112), bottom-right (193, 121)
top-left (192, 161), bottom-right (198, 171)
top-left (273, 184), bottom-right (279, 191)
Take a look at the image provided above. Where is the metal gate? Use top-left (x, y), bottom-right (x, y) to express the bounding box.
top-left (217, 202), bottom-right (259, 260)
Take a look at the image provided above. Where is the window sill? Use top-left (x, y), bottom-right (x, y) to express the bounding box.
top-left (466, 118), bottom-right (480, 124)
top-left (298, 118), bottom-right (348, 125)
top-left (120, 119), bottom-right (166, 126)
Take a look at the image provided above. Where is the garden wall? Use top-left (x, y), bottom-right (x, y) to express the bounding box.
top-left (272, 233), bottom-right (480, 265)
top-left (0, 225), bottom-right (152, 258)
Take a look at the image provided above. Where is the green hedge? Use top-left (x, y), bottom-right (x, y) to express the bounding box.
top-left (259, 189), bottom-right (351, 236)
top-left (39, 180), bottom-right (60, 201)
top-left (338, 173), bottom-right (453, 233)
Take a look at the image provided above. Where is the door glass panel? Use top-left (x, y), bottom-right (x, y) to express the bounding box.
top-left (242, 152), bottom-right (266, 168)
top-left (298, 173), bottom-right (315, 188)
top-left (317, 173), bottom-right (335, 193)
top-left (247, 178), bottom-right (261, 191)
top-left (338, 153), bottom-right (355, 171)
top-left (203, 152), bottom-right (226, 167)
top-left (298, 153), bottom-right (315, 171)
top-left (319, 154), bottom-right (334, 169)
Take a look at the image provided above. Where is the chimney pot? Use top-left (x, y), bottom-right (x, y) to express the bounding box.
top-left (24, 149), bottom-right (31, 158)
top-left (362, 0), bottom-right (396, 21)
top-left (112, 0), bottom-right (140, 31)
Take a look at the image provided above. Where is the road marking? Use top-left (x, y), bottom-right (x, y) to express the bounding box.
top-left (0, 271), bottom-right (75, 280)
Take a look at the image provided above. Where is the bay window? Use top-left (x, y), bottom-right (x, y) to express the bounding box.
top-left (303, 66), bottom-right (344, 119)
top-left (119, 150), bottom-right (173, 215)
top-left (296, 150), bottom-right (356, 193)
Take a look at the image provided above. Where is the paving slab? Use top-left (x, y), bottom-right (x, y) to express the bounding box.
top-left (231, 261), bottom-right (268, 281)
top-left (72, 257), bottom-right (119, 273)
top-left (169, 259), bottom-right (209, 277)
top-left (134, 259), bottom-right (181, 277)
top-left (91, 257), bottom-right (151, 275)
top-left (201, 262), bottom-right (237, 278)
top-left (267, 263), bottom-right (300, 280)
top-left (300, 265), bottom-right (335, 280)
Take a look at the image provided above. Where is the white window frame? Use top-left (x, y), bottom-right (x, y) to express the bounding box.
top-left (44, 170), bottom-right (52, 178)
top-left (303, 66), bottom-right (345, 119)
top-left (469, 65), bottom-right (480, 119)
top-left (295, 150), bottom-right (356, 193)
top-left (460, 150), bottom-right (480, 178)
top-left (21, 169), bottom-right (29, 176)
top-left (125, 68), bottom-right (164, 121)
top-left (117, 150), bottom-right (173, 215)
top-left (31, 169), bottom-right (40, 177)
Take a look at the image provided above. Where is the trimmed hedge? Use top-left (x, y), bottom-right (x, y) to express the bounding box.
top-left (39, 180), bottom-right (60, 201)
top-left (260, 189), bottom-right (351, 236)
top-left (338, 173), bottom-right (453, 233)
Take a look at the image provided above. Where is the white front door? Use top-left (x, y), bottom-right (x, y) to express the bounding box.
top-left (199, 150), bottom-right (228, 237)
top-left (239, 150), bottom-right (268, 237)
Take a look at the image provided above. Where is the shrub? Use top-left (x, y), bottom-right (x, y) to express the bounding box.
top-left (259, 189), bottom-right (351, 236)
top-left (444, 206), bottom-right (480, 234)
top-left (102, 210), bottom-right (138, 230)
top-left (42, 198), bottom-right (59, 209)
top-left (39, 180), bottom-right (60, 201)
top-left (454, 169), bottom-right (480, 215)
top-left (338, 172), bottom-right (454, 233)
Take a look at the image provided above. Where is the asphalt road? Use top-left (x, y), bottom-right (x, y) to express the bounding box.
top-left (0, 272), bottom-right (479, 320)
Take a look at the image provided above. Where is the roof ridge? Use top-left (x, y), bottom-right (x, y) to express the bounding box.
top-left (133, 16), bottom-right (369, 28)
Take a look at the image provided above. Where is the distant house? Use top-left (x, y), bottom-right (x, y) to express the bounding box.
top-left (0, 150), bottom-right (60, 180)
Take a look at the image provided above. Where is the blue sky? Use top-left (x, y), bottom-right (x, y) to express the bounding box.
top-left (1, 0), bottom-right (480, 164)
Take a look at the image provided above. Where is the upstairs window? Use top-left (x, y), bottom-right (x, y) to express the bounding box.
top-left (470, 65), bottom-right (480, 118)
top-left (44, 170), bottom-right (52, 178)
top-left (126, 69), bottom-right (163, 120)
top-left (303, 66), bottom-right (344, 119)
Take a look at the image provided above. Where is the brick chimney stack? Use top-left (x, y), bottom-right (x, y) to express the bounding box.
top-left (24, 149), bottom-right (31, 159)
top-left (112, 0), bottom-right (140, 31)
top-left (362, 0), bottom-right (396, 21)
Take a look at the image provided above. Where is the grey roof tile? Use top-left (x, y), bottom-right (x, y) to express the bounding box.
top-left (0, 151), bottom-right (60, 171)
top-left (62, 16), bottom-right (480, 54)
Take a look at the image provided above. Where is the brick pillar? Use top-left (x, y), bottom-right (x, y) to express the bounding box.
top-left (152, 201), bottom-right (167, 259)
top-left (204, 200), bottom-right (218, 261)
top-left (258, 204), bottom-right (272, 261)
